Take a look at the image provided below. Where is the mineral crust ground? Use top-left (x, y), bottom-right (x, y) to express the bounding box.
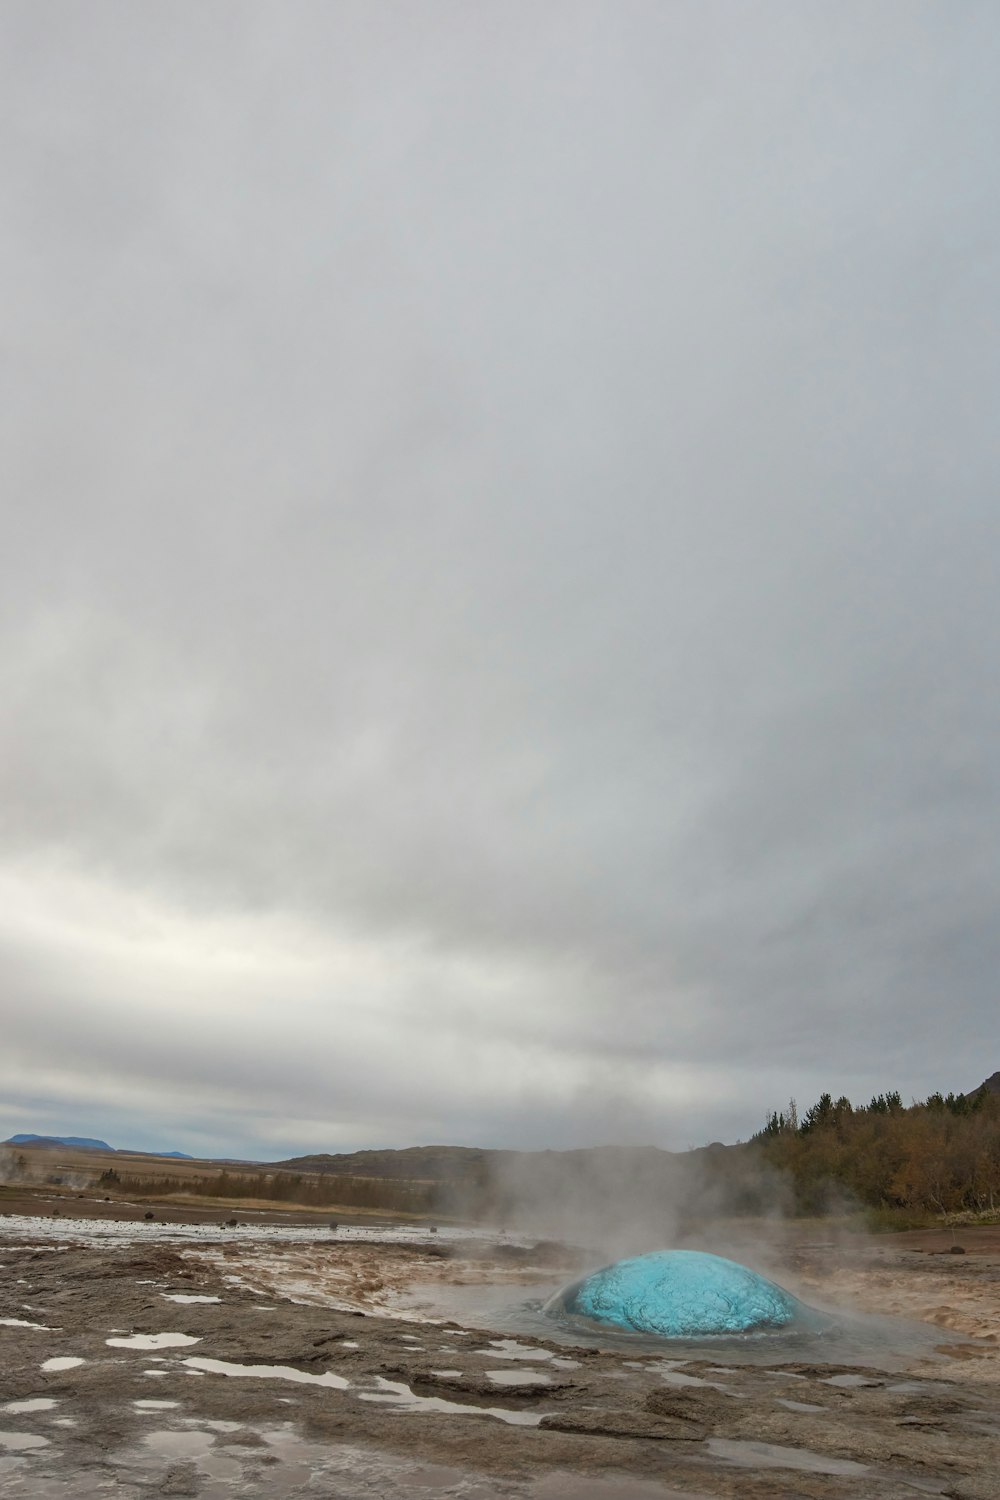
top-left (1, 1201), bottom-right (1000, 1498)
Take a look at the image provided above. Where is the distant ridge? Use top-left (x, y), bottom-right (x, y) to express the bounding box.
top-left (272, 1142), bottom-right (676, 1181)
top-left (969, 1071), bottom-right (1000, 1097)
top-left (3, 1134), bottom-right (192, 1158)
top-left (6, 1133), bottom-right (114, 1151)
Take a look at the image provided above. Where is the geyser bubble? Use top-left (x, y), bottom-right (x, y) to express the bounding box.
top-left (554, 1250), bottom-right (809, 1337)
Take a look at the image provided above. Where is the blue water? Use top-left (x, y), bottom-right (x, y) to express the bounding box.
top-left (559, 1249), bottom-right (815, 1337)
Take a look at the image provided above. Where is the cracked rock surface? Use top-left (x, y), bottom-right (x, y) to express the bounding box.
top-left (1, 1225), bottom-right (999, 1498)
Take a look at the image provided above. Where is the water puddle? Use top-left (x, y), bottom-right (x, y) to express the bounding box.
top-left (2, 1400), bottom-right (58, 1414)
top-left (183, 1356), bottom-right (349, 1390)
top-left (776, 1398), bottom-right (825, 1413)
top-left (479, 1339), bottom-right (552, 1361)
top-left (0, 1432), bottom-right (50, 1452)
top-left (0, 1317), bottom-right (55, 1331)
top-left (627, 1362), bottom-right (733, 1394)
top-left (107, 1332), bottom-right (201, 1350)
top-left (178, 1356), bottom-right (546, 1431)
top-left (885, 1379), bottom-right (947, 1395)
top-left (706, 1437), bottom-right (869, 1476)
top-left (486, 1369), bottom-right (553, 1387)
top-left (144, 1429), bottom-right (215, 1458)
top-left (141, 1427), bottom-right (243, 1482)
top-left (531, 1476), bottom-right (708, 1500)
top-left (823, 1372), bottom-right (882, 1388)
top-left (360, 1376), bottom-right (545, 1426)
top-left (160, 1294), bottom-right (221, 1304)
top-left (659, 1369), bottom-right (715, 1388)
top-left (138, 1425), bottom-right (710, 1500)
top-left (134, 1399), bottom-right (180, 1410)
top-left (429, 1368), bottom-right (463, 1378)
top-left (41, 1357), bottom-right (84, 1372)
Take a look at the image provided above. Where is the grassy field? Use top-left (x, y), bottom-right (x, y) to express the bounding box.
top-left (0, 1141), bottom-right (447, 1221)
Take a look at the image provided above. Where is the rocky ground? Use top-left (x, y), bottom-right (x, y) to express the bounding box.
top-left (1, 1211), bottom-right (999, 1499)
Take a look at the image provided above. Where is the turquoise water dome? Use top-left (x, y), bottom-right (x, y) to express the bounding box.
top-left (562, 1249), bottom-right (804, 1337)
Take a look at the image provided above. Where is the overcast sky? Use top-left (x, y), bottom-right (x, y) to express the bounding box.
top-left (2, 2), bottom-right (998, 1161)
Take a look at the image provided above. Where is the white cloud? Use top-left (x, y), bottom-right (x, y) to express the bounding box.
top-left (2, 2), bottom-right (997, 1156)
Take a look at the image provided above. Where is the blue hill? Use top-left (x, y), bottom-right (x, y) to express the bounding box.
top-left (7, 1133), bottom-right (114, 1151)
top-left (5, 1134), bottom-right (194, 1158)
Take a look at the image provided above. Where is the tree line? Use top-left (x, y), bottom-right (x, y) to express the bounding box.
top-left (749, 1084), bottom-right (1000, 1216)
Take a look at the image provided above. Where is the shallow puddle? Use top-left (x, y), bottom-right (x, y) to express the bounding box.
top-left (133, 1399), bottom-right (180, 1410)
top-left (257, 1429), bottom-right (539, 1495)
top-left (486, 1368), bottom-right (553, 1387)
top-left (885, 1379), bottom-right (946, 1395)
top-left (183, 1356), bottom-right (349, 1390)
top-left (140, 1426), bottom-right (243, 1483)
top-left (144, 1428), bottom-right (215, 1458)
top-left (107, 1332), bottom-right (201, 1350)
top-left (0, 1432), bottom-right (50, 1452)
top-left (634, 1363), bottom-right (733, 1394)
top-left (531, 1476), bottom-right (708, 1500)
top-left (0, 1432), bottom-right (714, 1500)
top-left (160, 1293), bottom-right (221, 1304)
top-left (0, 1318), bottom-right (55, 1331)
top-left (360, 1375), bottom-right (545, 1426)
top-left (2, 1400), bottom-right (57, 1414)
top-left (40, 1357), bottom-right (84, 1372)
top-left (706, 1437), bottom-right (869, 1476)
top-left (659, 1369), bottom-right (716, 1388)
top-left (480, 1338), bottom-right (553, 1361)
top-left (776, 1397), bottom-right (826, 1413)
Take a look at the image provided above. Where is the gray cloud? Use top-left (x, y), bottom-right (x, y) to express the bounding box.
top-left (2, 2), bottom-right (997, 1157)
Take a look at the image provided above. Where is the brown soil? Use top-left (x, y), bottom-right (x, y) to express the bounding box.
top-left (0, 1182), bottom-right (411, 1228)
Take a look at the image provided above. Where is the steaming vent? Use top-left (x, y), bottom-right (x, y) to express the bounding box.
top-left (550, 1249), bottom-right (812, 1338)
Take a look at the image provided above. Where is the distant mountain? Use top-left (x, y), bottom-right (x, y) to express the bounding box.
top-left (6, 1133), bottom-right (113, 1151)
top-left (272, 1142), bottom-right (678, 1182)
top-left (969, 1071), bottom-right (1000, 1097)
top-left (4, 1134), bottom-right (193, 1158)
top-left (273, 1144), bottom-right (498, 1181)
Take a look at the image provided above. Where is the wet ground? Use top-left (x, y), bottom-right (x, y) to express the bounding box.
top-left (1, 1210), bottom-right (999, 1498)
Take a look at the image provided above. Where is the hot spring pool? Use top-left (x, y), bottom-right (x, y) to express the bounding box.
top-left (547, 1249), bottom-right (826, 1338)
